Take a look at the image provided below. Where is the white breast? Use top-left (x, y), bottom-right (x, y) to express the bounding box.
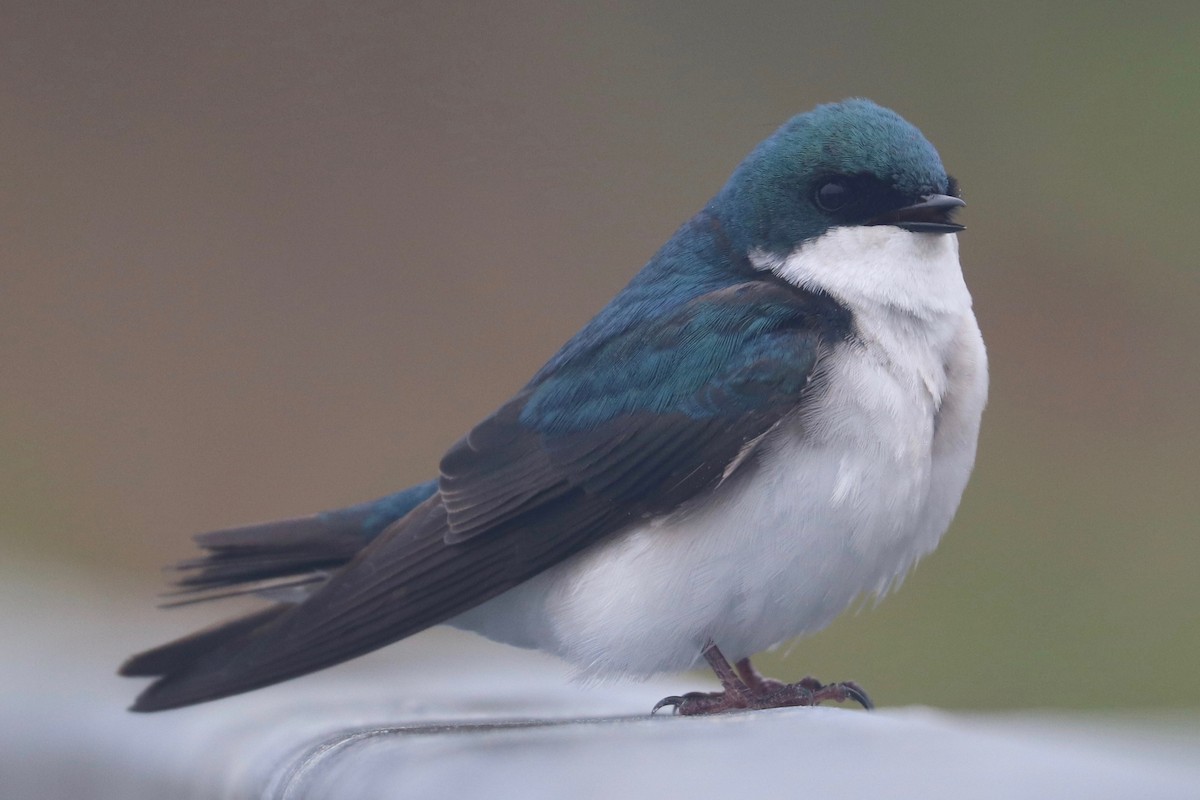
top-left (450, 227), bottom-right (988, 679)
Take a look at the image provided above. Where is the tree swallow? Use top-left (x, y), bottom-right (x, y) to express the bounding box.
top-left (121, 99), bottom-right (987, 715)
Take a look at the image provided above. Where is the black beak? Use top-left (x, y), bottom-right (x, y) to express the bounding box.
top-left (869, 194), bottom-right (965, 234)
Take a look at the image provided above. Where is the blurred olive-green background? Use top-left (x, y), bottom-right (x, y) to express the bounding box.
top-left (4, 2), bottom-right (1197, 710)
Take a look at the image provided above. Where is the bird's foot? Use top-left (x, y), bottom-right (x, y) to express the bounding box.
top-left (651, 643), bottom-right (874, 716)
top-left (737, 656), bottom-right (874, 710)
top-left (651, 679), bottom-right (872, 715)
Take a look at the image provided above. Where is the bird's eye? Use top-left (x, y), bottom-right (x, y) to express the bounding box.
top-left (813, 178), bottom-right (853, 212)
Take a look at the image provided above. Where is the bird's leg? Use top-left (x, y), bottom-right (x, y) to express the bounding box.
top-left (653, 645), bottom-right (875, 715)
top-left (652, 640), bottom-right (755, 715)
top-left (735, 657), bottom-right (792, 695)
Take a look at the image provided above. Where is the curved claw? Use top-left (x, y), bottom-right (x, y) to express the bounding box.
top-left (841, 682), bottom-right (874, 710)
top-left (651, 695), bottom-right (684, 715)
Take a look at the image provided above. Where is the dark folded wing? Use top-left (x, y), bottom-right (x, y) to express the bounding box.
top-left (440, 280), bottom-right (849, 540)
top-left (129, 279), bottom-right (850, 711)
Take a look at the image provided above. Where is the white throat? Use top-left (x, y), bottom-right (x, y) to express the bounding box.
top-left (750, 226), bottom-right (971, 322)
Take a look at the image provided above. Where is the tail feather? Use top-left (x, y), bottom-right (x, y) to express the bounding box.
top-left (121, 494), bottom-right (471, 712)
top-left (171, 516), bottom-right (366, 595)
top-left (164, 481), bottom-right (438, 600)
top-left (121, 481), bottom-right (438, 709)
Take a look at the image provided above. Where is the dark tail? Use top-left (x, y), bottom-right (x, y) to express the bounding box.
top-left (119, 480), bottom-right (437, 708)
top-left (163, 480), bottom-right (439, 603)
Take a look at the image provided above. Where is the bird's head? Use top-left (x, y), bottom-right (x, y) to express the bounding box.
top-left (714, 99), bottom-right (962, 258)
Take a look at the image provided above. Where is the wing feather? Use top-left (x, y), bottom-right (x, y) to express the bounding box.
top-left (127, 278), bottom-right (850, 711)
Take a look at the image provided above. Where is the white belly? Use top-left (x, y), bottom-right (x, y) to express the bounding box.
top-left (451, 323), bottom-right (986, 678)
top-left (451, 228), bottom-right (988, 678)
